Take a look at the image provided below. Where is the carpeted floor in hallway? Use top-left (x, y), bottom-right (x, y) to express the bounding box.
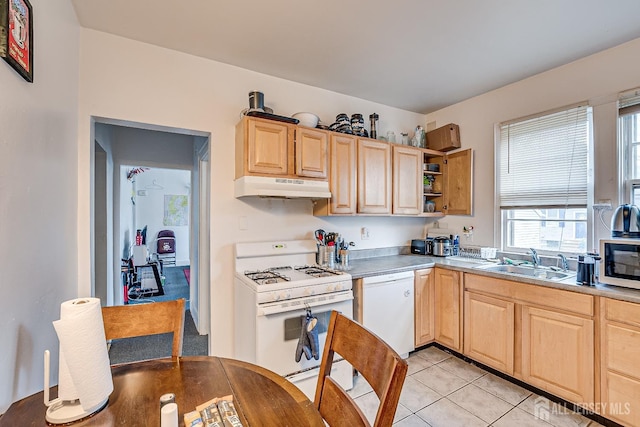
top-left (108, 266), bottom-right (208, 364)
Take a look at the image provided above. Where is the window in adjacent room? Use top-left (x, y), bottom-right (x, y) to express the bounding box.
top-left (619, 89), bottom-right (640, 205)
top-left (498, 104), bottom-right (591, 254)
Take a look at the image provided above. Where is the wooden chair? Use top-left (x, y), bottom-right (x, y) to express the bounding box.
top-left (314, 310), bottom-right (408, 427)
top-left (101, 298), bottom-right (185, 359)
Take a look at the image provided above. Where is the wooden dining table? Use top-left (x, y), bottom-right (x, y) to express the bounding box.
top-left (0, 356), bottom-right (325, 426)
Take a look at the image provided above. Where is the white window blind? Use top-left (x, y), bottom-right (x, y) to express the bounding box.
top-left (498, 106), bottom-right (589, 209)
top-left (619, 89), bottom-right (640, 116)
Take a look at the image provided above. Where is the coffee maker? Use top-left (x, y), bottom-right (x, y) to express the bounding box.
top-left (576, 253), bottom-right (600, 286)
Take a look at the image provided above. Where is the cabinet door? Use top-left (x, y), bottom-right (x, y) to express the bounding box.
top-left (295, 127), bottom-right (328, 178)
top-left (521, 306), bottom-right (594, 403)
top-left (464, 292), bottom-right (514, 374)
top-left (329, 134), bottom-right (357, 214)
top-left (246, 118), bottom-right (290, 175)
top-left (443, 148), bottom-right (473, 215)
top-left (601, 298), bottom-right (640, 426)
top-left (357, 139), bottom-right (391, 214)
top-left (393, 145), bottom-right (422, 215)
top-left (415, 268), bottom-right (435, 347)
top-left (602, 322), bottom-right (640, 426)
top-left (434, 268), bottom-right (462, 352)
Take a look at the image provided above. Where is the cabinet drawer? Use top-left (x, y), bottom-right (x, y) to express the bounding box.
top-left (464, 273), bottom-right (593, 317)
top-left (604, 298), bottom-right (640, 328)
top-left (605, 323), bottom-right (640, 380)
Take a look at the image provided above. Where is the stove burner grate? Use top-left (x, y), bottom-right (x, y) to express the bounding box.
top-left (244, 269), bottom-right (291, 285)
top-left (295, 265), bottom-right (340, 278)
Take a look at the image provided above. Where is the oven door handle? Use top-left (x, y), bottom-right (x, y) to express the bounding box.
top-left (257, 291), bottom-right (353, 316)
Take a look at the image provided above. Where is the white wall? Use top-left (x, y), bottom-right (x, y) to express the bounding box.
top-left (134, 168), bottom-right (191, 266)
top-left (76, 29), bottom-right (431, 358)
top-left (425, 37), bottom-right (640, 250)
top-left (0, 0), bottom-right (79, 413)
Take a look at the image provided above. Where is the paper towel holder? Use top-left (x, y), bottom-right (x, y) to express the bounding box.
top-left (43, 350), bottom-right (109, 424)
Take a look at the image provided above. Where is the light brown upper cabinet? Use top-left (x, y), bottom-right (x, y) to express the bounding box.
top-left (393, 145), bottom-right (422, 215)
top-left (235, 116), bottom-right (328, 180)
top-left (422, 148), bottom-right (473, 216)
top-left (295, 127), bottom-right (329, 179)
top-left (313, 134), bottom-right (357, 215)
top-left (443, 148), bottom-right (473, 215)
top-left (357, 138), bottom-right (392, 214)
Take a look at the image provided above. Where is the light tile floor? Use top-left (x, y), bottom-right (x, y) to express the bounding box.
top-left (348, 346), bottom-right (606, 427)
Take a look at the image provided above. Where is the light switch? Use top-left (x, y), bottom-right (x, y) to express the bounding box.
top-left (239, 216), bottom-right (248, 230)
top-left (361, 227), bottom-right (370, 240)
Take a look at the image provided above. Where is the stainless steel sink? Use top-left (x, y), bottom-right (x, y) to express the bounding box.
top-left (474, 264), bottom-right (576, 280)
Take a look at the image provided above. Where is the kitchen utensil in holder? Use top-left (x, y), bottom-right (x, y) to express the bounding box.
top-left (327, 244), bottom-right (336, 269)
top-left (317, 245), bottom-right (327, 266)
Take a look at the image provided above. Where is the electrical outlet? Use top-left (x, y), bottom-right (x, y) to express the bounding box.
top-left (593, 203), bottom-right (612, 210)
top-left (361, 227), bottom-right (370, 240)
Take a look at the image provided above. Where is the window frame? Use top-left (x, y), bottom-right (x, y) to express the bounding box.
top-left (619, 100), bottom-right (640, 205)
top-left (495, 104), bottom-right (592, 256)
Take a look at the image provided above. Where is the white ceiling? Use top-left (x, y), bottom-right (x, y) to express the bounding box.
top-left (71, 0), bottom-right (640, 114)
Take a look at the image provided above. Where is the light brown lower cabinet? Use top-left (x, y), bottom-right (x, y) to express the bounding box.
top-left (464, 273), bottom-right (595, 406)
top-left (416, 270), bottom-right (640, 426)
top-left (600, 298), bottom-right (640, 427)
top-left (463, 292), bottom-right (514, 375)
top-left (433, 268), bottom-right (462, 352)
top-left (521, 305), bottom-right (594, 404)
top-left (414, 268), bottom-right (435, 347)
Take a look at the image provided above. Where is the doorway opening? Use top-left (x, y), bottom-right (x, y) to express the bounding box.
top-left (91, 117), bottom-right (211, 358)
top-left (123, 166), bottom-right (190, 305)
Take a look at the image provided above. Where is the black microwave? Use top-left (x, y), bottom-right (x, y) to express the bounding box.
top-left (599, 238), bottom-right (640, 290)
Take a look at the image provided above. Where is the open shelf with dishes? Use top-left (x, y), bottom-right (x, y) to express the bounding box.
top-left (421, 150), bottom-right (446, 216)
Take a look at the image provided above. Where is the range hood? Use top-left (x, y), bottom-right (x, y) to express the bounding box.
top-left (234, 176), bottom-right (332, 199)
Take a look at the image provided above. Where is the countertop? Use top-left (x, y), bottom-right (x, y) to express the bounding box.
top-left (347, 254), bottom-right (640, 305)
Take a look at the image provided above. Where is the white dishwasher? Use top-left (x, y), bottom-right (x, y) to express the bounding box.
top-left (362, 270), bottom-right (415, 358)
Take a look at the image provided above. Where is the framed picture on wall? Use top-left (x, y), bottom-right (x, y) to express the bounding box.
top-left (0, 0), bottom-right (33, 82)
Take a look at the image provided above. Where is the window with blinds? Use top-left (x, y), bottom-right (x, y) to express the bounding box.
top-left (619, 89), bottom-right (640, 205)
top-left (498, 105), bottom-right (591, 254)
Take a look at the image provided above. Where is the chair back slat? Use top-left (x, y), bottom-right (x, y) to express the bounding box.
top-left (314, 311), bottom-right (408, 427)
top-left (102, 298), bottom-right (185, 359)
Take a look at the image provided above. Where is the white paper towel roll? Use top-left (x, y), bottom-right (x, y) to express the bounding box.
top-left (52, 298), bottom-right (113, 411)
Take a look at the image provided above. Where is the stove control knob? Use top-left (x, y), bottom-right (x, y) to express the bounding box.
top-left (271, 292), bottom-right (280, 301)
top-left (334, 283), bottom-right (343, 291)
top-left (327, 284), bottom-right (335, 292)
top-left (279, 291), bottom-right (290, 300)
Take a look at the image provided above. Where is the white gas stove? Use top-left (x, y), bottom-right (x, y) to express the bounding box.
top-left (237, 265), bottom-right (352, 304)
top-left (234, 239), bottom-right (354, 399)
